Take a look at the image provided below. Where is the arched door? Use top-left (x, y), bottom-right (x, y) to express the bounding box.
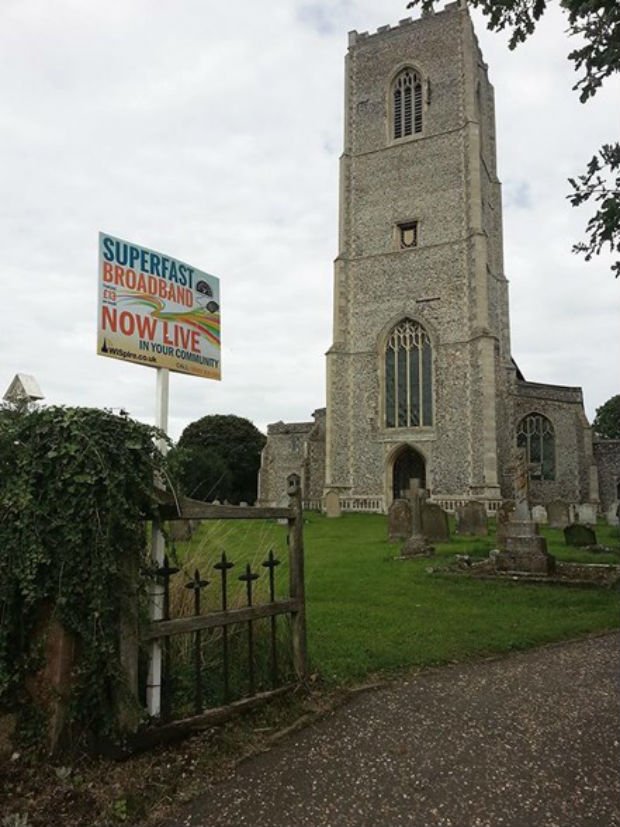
top-left (392, 447), bottom-right (426, 500)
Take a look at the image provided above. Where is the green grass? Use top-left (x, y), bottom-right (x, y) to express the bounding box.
top-left (169, 512), bottom-right (620, 687)
top-left (541, 520), bottom-right (620, 564)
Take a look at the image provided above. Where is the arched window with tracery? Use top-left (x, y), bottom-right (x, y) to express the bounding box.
top-left (385, 319), bottom-right (433, 428)
top-left (393, 68), bottom-right (423, 140)
top-left (516, 413), bottom-right (555, 480)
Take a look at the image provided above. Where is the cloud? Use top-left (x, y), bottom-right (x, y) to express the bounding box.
top-left (504, 180), bottom-right (532, 209)
top-left (0, 0), bottom-right (617, 438)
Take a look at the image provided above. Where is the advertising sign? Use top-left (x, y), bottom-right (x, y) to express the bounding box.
top-left (97, 233), bottom-right (220, 380)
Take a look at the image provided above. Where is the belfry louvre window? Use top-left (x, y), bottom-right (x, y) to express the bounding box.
top-left (385, 319), bottom-right (433, 428)
top-left (398, 221), bottom-right (418, 249)
top-left (516, 413), bottom-right (555, 481)
top-left (393, 69), bottom-right (423, 139)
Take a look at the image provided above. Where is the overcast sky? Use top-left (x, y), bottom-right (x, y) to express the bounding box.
top-left (1, 0), bottom-right (618, 440)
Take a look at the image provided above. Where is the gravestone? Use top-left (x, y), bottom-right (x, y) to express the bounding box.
top-left (325, 490), bottom-right (342, 518)
top-left (276, 494), bottom-right (289, 525)
top-left (401, 534), bottom-right (433, 557)
top-left (606, 502), bottom-right (619, 527)
top-left (421, 502), bottom-right (450, 542)
top-left (405, 479), bottom-right (426, 534)
top-left (388, 499), bottom-right (412, 542)
top-left (531, 505), bottom-right (548, 525)
top-left (170, 521), bottom-right (193, 542)
top-left (455, 500), bottom-right (488, 536)
top-left (547, 500), bottom-right (570, 529)
top-left (576, 503), bottom-right (597, 526)
top-left (398, 482), bottom-right (432, 556)
top-left (564, 523), bottom-right (597, 547)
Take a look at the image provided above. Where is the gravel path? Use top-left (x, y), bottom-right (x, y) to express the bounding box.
top-left (157, 633), bottom-right (620, 827)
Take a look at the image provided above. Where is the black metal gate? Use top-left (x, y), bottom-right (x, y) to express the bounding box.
top-left (122, 474), bottom-right (307, 750)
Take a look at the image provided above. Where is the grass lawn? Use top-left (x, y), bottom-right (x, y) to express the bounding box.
top-left (171, 512), bottom-right (620, 686)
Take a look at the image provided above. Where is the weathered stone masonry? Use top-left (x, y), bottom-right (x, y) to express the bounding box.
top-left (259, 2), bottom-right (612, 514)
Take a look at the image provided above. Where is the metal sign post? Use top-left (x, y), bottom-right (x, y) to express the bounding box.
top-left (146, 367), bottom-right (170, 717)
top-left (96, 233), bottom-right (221, 717)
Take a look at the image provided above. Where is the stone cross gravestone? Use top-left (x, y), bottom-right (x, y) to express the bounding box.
top-left (401, 534), bottom-right (433, 557)
top-left (399, 480), bottom-right (432, 556)
top-left (406, 479), bottom-right (425, 535)
top-left (547, 500), bottom-right (570, 529)
top-left (388, 499), bottom-right (412, 542)
top-left (455, 500), bottom-right (488, 536)
top-left (564, 523), bottom-right (597, 547)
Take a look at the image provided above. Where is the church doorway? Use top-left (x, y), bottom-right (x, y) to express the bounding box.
top-left (392, 446), bottom-right (426, 500)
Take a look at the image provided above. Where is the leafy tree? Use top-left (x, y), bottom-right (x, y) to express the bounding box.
top-left (592, 394), bottom-right (620, 439)
top-left (569, 143), bottom-right (620, 278)
top-left (406, 0), bottom-right (620, 277)
top-left (172, 414), bottom-right (266, 504)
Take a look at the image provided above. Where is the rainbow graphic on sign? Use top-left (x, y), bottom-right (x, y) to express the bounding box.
top-left (97, 233), bottom-right (221, 380)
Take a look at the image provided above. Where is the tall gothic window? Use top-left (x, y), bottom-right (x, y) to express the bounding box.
top-left (516, 413), bottom-right (555, 481)
top-left (393, 69), bottom-right (423, 140)
top-left (385, 319), bottom-right (433, 428)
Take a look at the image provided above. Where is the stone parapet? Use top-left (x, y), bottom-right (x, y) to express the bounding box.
top-left (514, 381), bottom-right (583, 405)
top-left (267, 421), bottom-right (314, 435)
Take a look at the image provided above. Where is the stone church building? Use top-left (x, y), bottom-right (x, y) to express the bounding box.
top-left (258, 2), bottom-right (618, 516)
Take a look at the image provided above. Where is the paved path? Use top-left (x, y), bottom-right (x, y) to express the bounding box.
top-left (158, 633), bottom-right (620, 827)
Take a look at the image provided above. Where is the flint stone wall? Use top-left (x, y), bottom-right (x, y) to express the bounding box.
top-left (511, 381), bottom-right (595, 505)
top-left (258, 410), bottom-right (326, 507)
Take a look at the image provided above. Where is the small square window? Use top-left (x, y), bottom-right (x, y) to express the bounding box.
top-left (398, 221), bottom-right (418, 249)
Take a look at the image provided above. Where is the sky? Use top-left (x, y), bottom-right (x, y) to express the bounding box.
top-left (1, 0), bottom-right (618, 440)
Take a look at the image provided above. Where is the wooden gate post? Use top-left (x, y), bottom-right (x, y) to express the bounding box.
top-left (287, 473), bottom-right (307, 681)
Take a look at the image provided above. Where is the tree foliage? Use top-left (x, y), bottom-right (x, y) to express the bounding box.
top-left (569, 143), bottom-right (620, 278)
top-left (592, 394), bottom-right (620, 439)
top-left (172, 414), bottom-right (266, 504)
top-left (407, 0), bottom-right (620, 277)
top-left (0, 406), bottom-right (168, 746)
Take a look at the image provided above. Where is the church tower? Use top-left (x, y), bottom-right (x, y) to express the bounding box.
top-left (324, 2), bottom-right (512, 508)
top-left (259, 1), bottom-right (601, 513)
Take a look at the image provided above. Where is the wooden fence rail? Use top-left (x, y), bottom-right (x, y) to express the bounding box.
top-left (141, 599), bottom-right (299, 641)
